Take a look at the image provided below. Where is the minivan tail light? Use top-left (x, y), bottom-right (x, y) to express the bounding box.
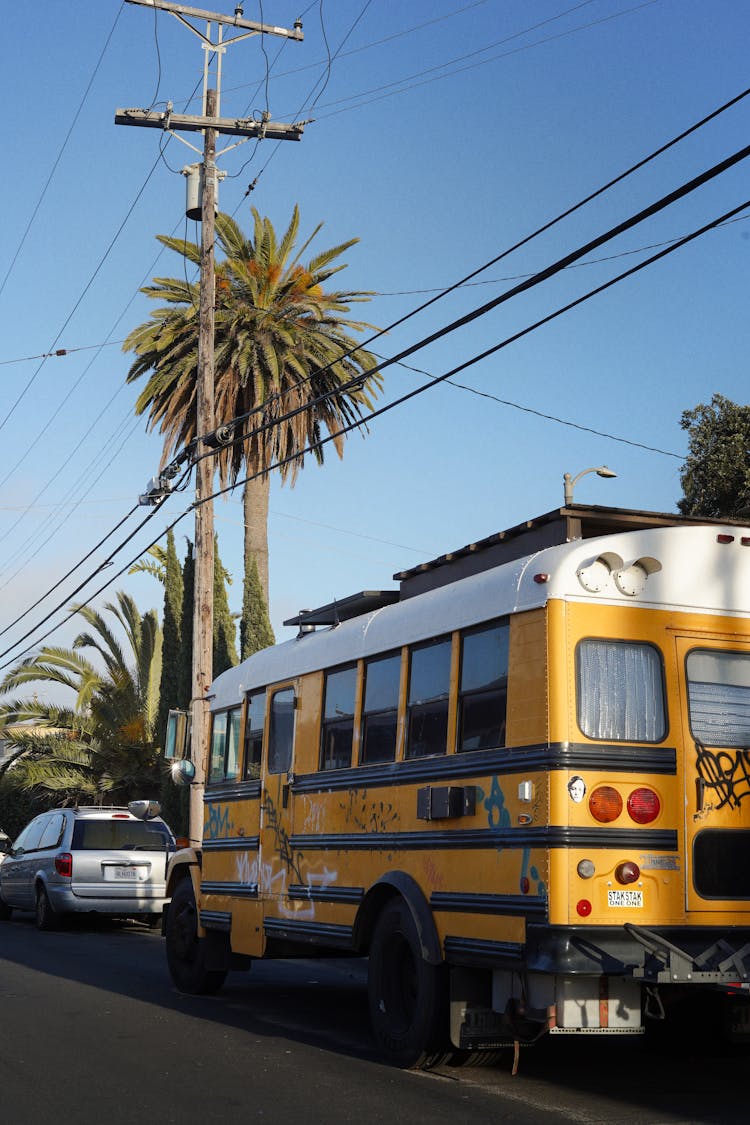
top-left (55, 852), bottom-right (73, 878)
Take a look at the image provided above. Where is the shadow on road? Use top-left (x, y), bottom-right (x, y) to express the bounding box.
top-left (1, 911), bottom-right (748, 1123)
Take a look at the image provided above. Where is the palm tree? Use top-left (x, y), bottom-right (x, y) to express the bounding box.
top-left (123, 207), bottom-right (381, 607)
top-left (0, 592), bottom-right (162, 804)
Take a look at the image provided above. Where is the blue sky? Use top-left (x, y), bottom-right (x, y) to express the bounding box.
top-left (1, 0), bottom-right (748, 681)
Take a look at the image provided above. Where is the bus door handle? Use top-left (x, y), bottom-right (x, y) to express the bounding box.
top-left (282, 784), bottom-right (290, 809)
top-left (696, 777), bottom-right (706, 812)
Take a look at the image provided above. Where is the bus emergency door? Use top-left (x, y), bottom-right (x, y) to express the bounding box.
top-left (258, 683), bottom-right (299, 905)
top-left (675, 634), bottom-right (750, 913)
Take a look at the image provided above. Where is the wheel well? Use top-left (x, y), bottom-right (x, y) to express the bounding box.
top-left (166, 850), bottom-right (201, 900)
top-left (355, 872), bottom-right (442, 964)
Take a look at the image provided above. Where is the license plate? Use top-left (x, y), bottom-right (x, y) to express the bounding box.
top-left (105, 866), bottom-right (146, 881)
top-left (608, 890), bottom-right (643, 908)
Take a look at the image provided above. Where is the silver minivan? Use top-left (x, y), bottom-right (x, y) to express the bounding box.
top-left (0, 804), bottom-right (175, 929)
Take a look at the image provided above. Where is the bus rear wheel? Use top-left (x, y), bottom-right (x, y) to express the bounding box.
top-left (368, 897), bottom-right (448, 1068)
top-left (165, 877), bottom-right (227, 995)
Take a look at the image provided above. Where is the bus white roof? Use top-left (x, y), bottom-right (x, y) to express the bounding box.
top-left (211, 521), bottom-right (750, 710)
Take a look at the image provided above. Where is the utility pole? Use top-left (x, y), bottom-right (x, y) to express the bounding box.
top-left (117, 0), bottom-right (304, 845)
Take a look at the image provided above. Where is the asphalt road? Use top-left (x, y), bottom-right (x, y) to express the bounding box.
top-left (0, 912), bottom-right (747, 1125)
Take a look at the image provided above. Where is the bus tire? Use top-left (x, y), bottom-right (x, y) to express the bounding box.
top-left (368, 897), bottom-right (448, 1068)
top-left (165, 877), bottom-right (227, 996)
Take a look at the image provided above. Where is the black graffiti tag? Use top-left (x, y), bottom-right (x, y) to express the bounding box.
top-left (695, 740), bottom-right (750, 811)
top-left (262, 789), bottom-right (305, 883)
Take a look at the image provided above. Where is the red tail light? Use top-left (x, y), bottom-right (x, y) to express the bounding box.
top-left (627, 787), bottom-right (661, 824)
top-left (589, 786), bottom-right (623, 823)
top-left (55, 852), bottom-right (73, 878)
top-left (576, 899), bottom-right (592, 917)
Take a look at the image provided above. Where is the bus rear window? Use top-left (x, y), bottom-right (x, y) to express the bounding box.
top-left (687, 650), bottom-right (750, 748)
top-left (577, 640), bottom-right (666, 743)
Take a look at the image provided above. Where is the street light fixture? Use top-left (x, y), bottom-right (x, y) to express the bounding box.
top-left (563, 465), bottom-right (617, 506)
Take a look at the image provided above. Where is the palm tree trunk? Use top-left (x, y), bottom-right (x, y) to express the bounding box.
top-left (243, 473), bottom-right (271, 608)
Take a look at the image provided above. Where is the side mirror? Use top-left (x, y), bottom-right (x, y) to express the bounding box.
top-left (0, 838), bottom-right (11, 855)
top-left (128, 800), bottom-right (162, 821)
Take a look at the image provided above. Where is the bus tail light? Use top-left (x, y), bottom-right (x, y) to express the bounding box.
top-left (627, 787), bottom-right (661, 824)
top-left (55, 853), bottom-right (73, 878)
top-left (589, 786), bottom-right (623, 823)
top-left (615, 861), bottom-right (640, 885)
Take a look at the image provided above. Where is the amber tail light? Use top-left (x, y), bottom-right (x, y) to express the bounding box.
top-left (589, 785), bottom-right (623, 823)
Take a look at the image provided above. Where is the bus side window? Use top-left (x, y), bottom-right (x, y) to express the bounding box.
top-left (209, 712), bottom-right (228, 782)
top-left (243, 691), bottom-right (266, 779)
top-left (225, 709), bottom-right (241, 781)
top-left (406, 637), bottom-right (451, 758)
top-left (458, 621), bottom-right (509, 752)
top-left (209, 708), bottom-right (242, 783)
top-left (360, 652), bottom-right (401, 764)
top-left (268, 688), bottom-right (296, 775)
top-left (321, 665), bottom-right (357, 770)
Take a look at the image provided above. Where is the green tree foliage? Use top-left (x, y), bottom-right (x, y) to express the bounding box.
top-left (678, 394), bottom-right (750, 518)
top-left (128, 543), bottom-right (168, 583)
top-left (178, 539), bottom-right (194, 711)
top-left (0, 593), bottom-right (162, 806)
top-left (241, 553), bottom-right (275, 660)
top-left (154, 530), bottom-right (187, 836)
top-left (155, 529), bottom-right (184, 747)
top-left (213, 536), bottom-right (238, 676)
top-left (123, 208), bottom-right (381, 609)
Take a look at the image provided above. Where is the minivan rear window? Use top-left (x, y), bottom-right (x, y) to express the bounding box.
top-left (71, 820), bottom-right (174, 851)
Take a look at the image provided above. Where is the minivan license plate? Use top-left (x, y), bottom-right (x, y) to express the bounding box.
top-left (608, 890), bottom-right (642, 908)
top-left (106, 866), bottom-right (144, 881)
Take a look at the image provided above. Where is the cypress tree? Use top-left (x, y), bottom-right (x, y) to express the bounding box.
top-left (155, 529), bottom-right (183, 748)
top-left (161, 538), bottom-right (194, 838)
top-left (178, 539), bottom-right (194, 709)
top-left (213, 536), bottom-right (238, 675)
top-left (240, 553), bottom-right (275, 660)
top-left (156, 531), bottom-right (184, 835)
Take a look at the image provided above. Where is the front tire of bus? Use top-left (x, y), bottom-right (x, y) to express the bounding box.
top-left (368, 898), bottom-right (448, 1068)
top-left (165, 877), bottom-right (227, 996)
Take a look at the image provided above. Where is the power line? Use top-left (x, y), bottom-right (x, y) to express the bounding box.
top-left (222, 0), bottom-right (596, 101)
top-left (311, 0), bottom-right (659, 120)
top-left (206, 195), bottom-right (748, 507)
top-left (3, 209), bottom-right (748, 372)
top-left (198, 138), bottom-right (750, 458)
top-left (0, 504), bottom-right (140, 640)
top-left (3, 95), bottom-right (747, 653)
top-left (388, 355), bottom-right (683, 459)
top-left (0, 3), bottom-right (126, 305)
top-left (0, 463), bottom-right (192, 667)
top-left (0, 149), bottom-right (164, 442)
top-left (1, 190), bottom-right (741, 669)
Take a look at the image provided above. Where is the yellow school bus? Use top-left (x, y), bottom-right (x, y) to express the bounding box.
top-left (164, 505), bottom-right (750, 1066)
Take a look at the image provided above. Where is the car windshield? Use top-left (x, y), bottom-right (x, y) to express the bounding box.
top-left (71, 819), bottom-right (174, 851)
